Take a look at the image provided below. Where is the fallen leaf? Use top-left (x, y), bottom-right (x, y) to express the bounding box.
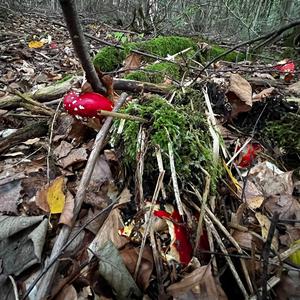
top-left (0, 171), bottom-right (26, 214)
top-left (167, 264), bottom-right (228, 300)
top-left (123, 53), bottom-right (141, 71)
top-left (120, 245), bottom-right (153, 290)
top-left (36, 176), bottom-right (66, 213)
top-left (57, 147), bottom-right (88, 169)
top-left (255, 212), bottom-right (278, 251)
top-left (287, 80), bottom-right (300, 95)
top-left (238, 180), bottom-right (264, 209)
top-left (226, 73), bottom-right (252, 117)
top-left (96, 241), bottom-right (142, 300)
top-left (59, 190), bottom-right (74, 226)
top-left (232, 231), bottom-right (263, 252)
top-left (249, 162), bottom-right (294, 196)
top-left (89, 208), bottom-right (128, 251)
top-left (253, 87), bottom-right (275, 101)
top-left (28, 40), bottom-right (44, 49)
top-left (54, 284), bottom-right (77, 300)
top-left (264, 194), bottom-right (300, 220)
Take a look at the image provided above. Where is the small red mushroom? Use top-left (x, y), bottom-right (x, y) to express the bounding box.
top-left (63, 91), bottom-right (113, 118)
top-left (273, 59), bottom-right (295, 82)
top-left (154, 207), bottom-right (193, 265)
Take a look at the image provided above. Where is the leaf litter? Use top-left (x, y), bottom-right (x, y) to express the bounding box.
top-left (0, 8), bottom-right (300, 300)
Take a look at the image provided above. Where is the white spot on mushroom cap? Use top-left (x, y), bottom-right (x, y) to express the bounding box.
top-left (79, 105), bottom-right (85, 110)
top-left (72, 100), bottom-right (77, 104)
top-left (74, 107), bottom-right (78, 111)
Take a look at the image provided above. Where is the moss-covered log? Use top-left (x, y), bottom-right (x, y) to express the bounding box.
top-left (93, 36), bottom-right (197, 72)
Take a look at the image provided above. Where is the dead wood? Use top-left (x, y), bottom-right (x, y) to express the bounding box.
top-left (0, 120), bottom-right (48, 155)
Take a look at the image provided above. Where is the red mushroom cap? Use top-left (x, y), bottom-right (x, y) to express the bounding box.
top-left (63, 91), bottom-right (113, 118)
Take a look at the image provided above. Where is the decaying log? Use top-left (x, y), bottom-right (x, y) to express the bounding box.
top-left (113, 78), bottom-right (170, 94)
top-left (0, 76), bottom-right (80, 110)
top-left (0, 120), bottom-right (48, 154)
top-left (0, 76), bottom-right (170, 111)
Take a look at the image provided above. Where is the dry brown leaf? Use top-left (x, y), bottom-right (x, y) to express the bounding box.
top-left (57, 147), bottom-right (88, 169)
top-left (120, 245), bottom-right (154, 290)
top-left (264, 194), bottom-right (300, 220)
top-left (59, 190), bottom-right (74, 226)
top-left (232, 231), bottom-right (263, 252)
top-left (249, 162), bottom-right (294, 196)
top-left (255, 212), bottom-right (278, 251)
top-left (167, 264), bottom-right (228, 300)
top-left (287, 80), bottom-right (300, 95)
top-left (54, 284), bottom-right (78, 300)
top-left (0, 172), bottom-right (26, 214)
top-left (123, 53), bottom-right (141, 71)
top-left (238, 180), bottom-right (264, 209)
top-left (226, 73), bottom-right (252, 117)
top-left (253, 87), bottom-right (275, 101)
top-left (89, 208), bottom-right (128, 252)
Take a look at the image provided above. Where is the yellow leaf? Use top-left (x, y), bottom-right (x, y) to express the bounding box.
top-left (223, 160), bottom-right (241, 191)
top-left (47, 177), bottom-right (65, 213)
top-left (28, 40), bottom-right (44, 49)
top-left (289, 240), bottom-right (300, 266)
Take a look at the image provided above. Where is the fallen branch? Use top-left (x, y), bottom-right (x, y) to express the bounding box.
top-left (195, 20), bottom-right (300, 77)
top-left (25, 92), bottom-right (128, 300)
top-left (0, 120), bottom-right (48, 154)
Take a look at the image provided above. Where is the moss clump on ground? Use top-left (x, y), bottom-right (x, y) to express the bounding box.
top-left (113, 93), bottom-right (221, 190)
top-left (124, 62), bottom-right (181, 83)
top-left (207, 45), bottom-right (245, 62)
top-left (264, 113), bottom-right (300, 153)
top-left (93, 36), bottom-right (197, 72)
top-left (93, 46), bottom-right (125, 72)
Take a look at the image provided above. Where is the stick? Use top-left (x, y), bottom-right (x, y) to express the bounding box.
top-left (205, 216), bottom-right (249, 299)
top-left (59, 0), bottom-right (105, 94)
top-left (134, 171), bottom-right (165, 279)
top-left (194, 20), bottom-right (300, 77)
top-left (27, 93), bottom-right (127, 300)
top-left (261, 212), bottom-right (279, 300)
top-left (168, 141), bottom-right (184, 216)
top-left (97, 110), bottom-right (148, 123)
top-left (21, 200), bottom-right (117, 300)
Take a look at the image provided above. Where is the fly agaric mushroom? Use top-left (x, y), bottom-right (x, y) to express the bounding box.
top-left (63, 91), bottom-right (113, 118)
top-left (153, 206), bottom-right (193, 265)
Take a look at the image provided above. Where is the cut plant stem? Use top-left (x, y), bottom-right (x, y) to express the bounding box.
top-left (155, 146), bottom-right (167, 200)
top-left (205, 216), bottom-right (249, 299)
top-left (168, 141), bottom-right (184, 216)
top-left (193, 172), bottom-right (211, 255)
top-left (97, 110), bottom-right (148, 123)
top-left (135, 126), bottom-right (147, 208)
top-left (134, 171), bottom-right (165, 279)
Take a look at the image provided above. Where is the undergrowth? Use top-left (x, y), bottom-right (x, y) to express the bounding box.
top-left (112, 93), bottom-right (222, 192)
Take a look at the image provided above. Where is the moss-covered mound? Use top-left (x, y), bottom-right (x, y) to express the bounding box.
top-left (93, 36), bottom-right (197, 72)
top-left (124, 62), bottom-right (181, 84)
top-left (205, 45), bottom-right (245, 62)
top-left (113, 92), bottom-right (221, 191)
top-left (264, 113), bottom-right (300, 153)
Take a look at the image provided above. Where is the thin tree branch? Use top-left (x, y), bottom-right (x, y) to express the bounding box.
top-left (59, 0), bottom-right (105, 94)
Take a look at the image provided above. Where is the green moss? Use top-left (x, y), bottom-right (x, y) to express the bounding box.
top-left (124, 62), bottom-right (181, 83)
top-left (57, 74), bottom-right (73, 83)
top-left (113, 93), bottom-right (222, 190)
top-left (94, 36), bottom-right (197, 72)
top-left (93, 46), bottom-right (125, 72)
top-left (264, 113), bottom-right (300, 153)
top-left (207, 45), bottom-right (245, 62)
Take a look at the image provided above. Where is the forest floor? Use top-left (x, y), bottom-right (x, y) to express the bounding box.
top-left (1, 10), bottom-right (300, 300)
